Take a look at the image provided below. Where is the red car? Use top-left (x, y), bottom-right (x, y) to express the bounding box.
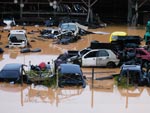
top-left (124, 48), bottom-right (150, 66)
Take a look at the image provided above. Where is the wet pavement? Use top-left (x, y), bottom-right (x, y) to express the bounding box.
top-left (0, 25), bottom-right (150, 113)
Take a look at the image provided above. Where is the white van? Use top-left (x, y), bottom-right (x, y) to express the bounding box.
top-left (8, 30), bottom-right (28, 48)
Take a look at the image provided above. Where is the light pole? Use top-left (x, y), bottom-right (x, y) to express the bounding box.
top-left (49, 0), bottom-right (57, 17)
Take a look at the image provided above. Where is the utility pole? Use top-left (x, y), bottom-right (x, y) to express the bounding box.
top-left (81, 0), bottom-right (98, 23)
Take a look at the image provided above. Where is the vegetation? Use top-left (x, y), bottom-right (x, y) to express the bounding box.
top-left (25, 70), bottom-right (57, 88)
top-left (114, 74), bottom-right (133, 89)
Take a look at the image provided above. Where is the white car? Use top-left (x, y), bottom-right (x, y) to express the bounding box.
top-left (81, 49), bottom-right (120, 68)
top-left (59, 22), bottom-right (79, 36)
top-left (8, 30), bottom-right (28, 48)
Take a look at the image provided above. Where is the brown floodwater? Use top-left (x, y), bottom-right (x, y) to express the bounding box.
top-left (0, 25), bottom-right (150, 113)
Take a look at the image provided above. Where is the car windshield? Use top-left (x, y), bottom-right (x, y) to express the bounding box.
top-left (60, 73), bottom-right (82, 81)
top-left (10, 34), bottom-right (26, 40)
top-left (121, 70), bottom-right (140, 77)
top-left (61, 23), bottom-right (77, 31)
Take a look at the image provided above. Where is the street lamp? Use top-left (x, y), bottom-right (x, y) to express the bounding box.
top-left (14, 0), bottom-right (18, 4)
top-left (20, 3), bottom-right (24, 8)
top-left (49, 0), bottom-right (57, 17)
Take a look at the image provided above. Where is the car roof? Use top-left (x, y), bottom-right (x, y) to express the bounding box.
top-left (87, 49), bottom-right (112, 52)
top-left (111, 31), bottom-right (127, 35)
top-left (10, 30), bottom-right (26, 34)
top-left (59, 64), bottom-right (82, 75)
top-left (126, 47), bottom-right (150, 53)
top-left (1, 63), bottom-right (23, 71)
top-left (121, 64), bottom-right (141, 71)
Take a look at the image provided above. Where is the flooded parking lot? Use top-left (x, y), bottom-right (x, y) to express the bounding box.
top-left (0, 25), bottom-right (150, 113)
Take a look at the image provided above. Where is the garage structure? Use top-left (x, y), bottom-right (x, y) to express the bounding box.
top-left (0, 0), bottom-right (150, 25)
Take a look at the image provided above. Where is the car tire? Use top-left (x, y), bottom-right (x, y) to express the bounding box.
top-left (107, 62), bottom-right (116, 68)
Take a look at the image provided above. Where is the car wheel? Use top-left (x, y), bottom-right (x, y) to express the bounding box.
top-left (107, 62), bottom-right (116, 68)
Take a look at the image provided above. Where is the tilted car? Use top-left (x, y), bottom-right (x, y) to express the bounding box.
top-left (59, 22), bottom-right (79, 37)
top-left (57, 64), bottom-right (86, 88)
top-left (72, 49), bottom-right (120, 68)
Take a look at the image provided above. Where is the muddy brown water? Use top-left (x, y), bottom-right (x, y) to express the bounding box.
top-left (0, 25), bottom-right (150, 113)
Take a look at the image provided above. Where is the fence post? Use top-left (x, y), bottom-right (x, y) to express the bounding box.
top-left (92, 67), bottom-right (94, 88)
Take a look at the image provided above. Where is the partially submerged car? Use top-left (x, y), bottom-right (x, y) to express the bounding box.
top-left (68, 49), bottom-right (120, 68)
top-left (59, 22), bottom-right (79, 36)
top-left (122, 47), bottom-right (150, 67)
top-left (40, 28), bottom-right (60, 39)
top-left (118, 64), bottom-right (150, 86)
top-left (8, 30), bottom-right (28, 48)
top-left (109, 31), bottom-right (127, 42)
top-left (57, 64), bottom-right (86, 88)
top-left (0, 63), bottom-right (26, 83)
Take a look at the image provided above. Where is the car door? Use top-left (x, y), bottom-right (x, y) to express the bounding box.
top-left (82, 50), bottom-right (97, 66)
top-left (96, 50), bottom-right (110, 66)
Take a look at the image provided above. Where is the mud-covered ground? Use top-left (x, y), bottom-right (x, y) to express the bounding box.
top-left (0, 25), bottom-right (150, 113)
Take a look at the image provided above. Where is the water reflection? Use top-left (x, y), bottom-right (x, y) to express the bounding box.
top-left (0, 82), bottom-right (27, 106)
top-left (118, 87), bottom-right (144, 108)
top-left (55, 87), bottom-right (84, 106)
top-left (1, 82), bottom-right (150, 113)
top-left (24, 84), bottom-right (55, 105)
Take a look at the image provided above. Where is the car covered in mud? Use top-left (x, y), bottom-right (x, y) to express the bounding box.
top-left (68, 49), bottom-right (120, 68)
top-left (54, 22), bottom-right (81, 44)
top-left (118, 64), bottom-right (150, 86)
top-left (40, 28), bottom-right (60, 39)
top-left (57, 64), bottom-right (86, 88)
top-left (59, 22), bottom-right (79, 36)
top-left (0, 63), bottom-right (26, 83)
top-left (8, 30), bottom-right (28, 48)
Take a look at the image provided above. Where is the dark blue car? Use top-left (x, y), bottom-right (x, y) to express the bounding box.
top-left (0, 63), bottom-right (25, 82)
top-left (58, 64), bottom-right (86, 88)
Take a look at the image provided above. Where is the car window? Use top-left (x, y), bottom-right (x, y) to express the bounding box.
top-left (10, 34), bottom-right (26, 40)
top-left (84, 51), bottom-right (97, 58)
top-left (53, 31), bottom-right (59, 35)
top-left (60, 73), bottom-right (82, 80)
top-left (121, 70), bottom-right (140, 77)
top-left (80, 49), bottom-right (90, 56)
top-left (61, 24), bottom-right (77, 31)
top-left (97, 50), bottom-right (109, 57)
